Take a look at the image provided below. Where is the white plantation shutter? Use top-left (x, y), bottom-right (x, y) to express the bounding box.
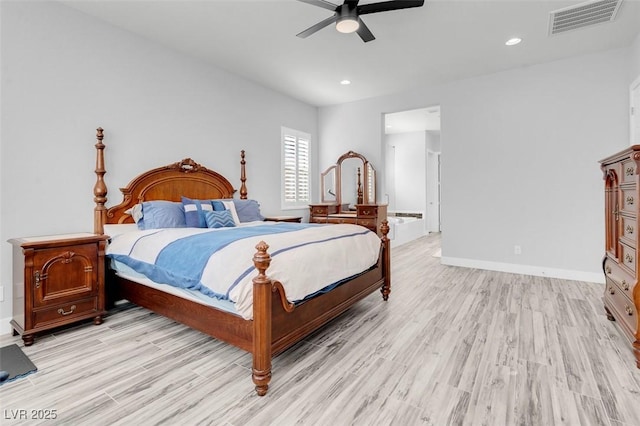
top-left (282, 127), bottom-right (311, 208)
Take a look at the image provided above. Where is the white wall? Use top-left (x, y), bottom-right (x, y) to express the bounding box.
top-left (319, 47), bottom-right (631, 283)
top-left (0, 1), bottom-right (317, 331)
top-left (631, 33), bottom-right (640, 82)
top-left (385, 131), bottom-right (426, 213)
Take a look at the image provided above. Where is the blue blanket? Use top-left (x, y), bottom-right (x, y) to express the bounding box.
top-left (108, 223), bottom-right (318, 299)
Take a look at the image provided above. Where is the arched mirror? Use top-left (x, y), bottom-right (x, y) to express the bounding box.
top-left (310, 151), bottom-right (385, 235)
top-left (334, 151), bottom-right (376, 210)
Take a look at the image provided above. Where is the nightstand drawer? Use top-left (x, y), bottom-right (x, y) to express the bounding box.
top-left (32, 297), bottom-right (99, 329)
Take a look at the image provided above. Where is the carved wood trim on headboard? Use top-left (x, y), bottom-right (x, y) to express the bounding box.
top-left (93, 128), bottom-right (247, 235)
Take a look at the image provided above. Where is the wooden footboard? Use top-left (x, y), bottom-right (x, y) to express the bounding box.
top-left (250, 224), bottom-right (390, 396)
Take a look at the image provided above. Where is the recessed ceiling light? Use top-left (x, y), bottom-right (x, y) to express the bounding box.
top-left (340, 79), bottom-right (351, 85)
top-left (505, 37), bottom-right (522, 46)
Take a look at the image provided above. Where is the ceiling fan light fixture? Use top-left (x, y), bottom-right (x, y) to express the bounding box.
top-left (336, 17), bottom-right (359, 34)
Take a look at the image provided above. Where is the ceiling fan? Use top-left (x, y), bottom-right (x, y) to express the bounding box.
top-left (296, 0), bottom-right (425, 43)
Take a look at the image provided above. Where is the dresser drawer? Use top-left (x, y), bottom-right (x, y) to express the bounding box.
top-left (620, 243), bottom-right (637, 275)
top-left (605, 280), bottom-right (638, 338)
top-left (622, 159), bottom-right (637, 184)
top-left (311, 205), bottom-right (329, 216)
top-left (309, 217), bottom-right (327, 224)
top-left (326, 216), bottom-right (356, 225)
top-left (32, 297), bottom-right (99, 329)
top-left (621, 215), bottom-right (637, 243)
top-left (621, 186), bottom-right (638, 215)
top-left (605, 253), bottom-right (638, 299)
top-left (356, 218), bottom-right (377, 230)
top-left (356, 205), bottom-right (378, 218)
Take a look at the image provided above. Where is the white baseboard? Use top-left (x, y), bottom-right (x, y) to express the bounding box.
top-left (440, 256), bottom-right (604, 284)
top-left (0, 316), bottom-right (13, 336)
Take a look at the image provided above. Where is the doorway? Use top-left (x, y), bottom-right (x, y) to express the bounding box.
top-left (384, 106), bottom-right (441, 244)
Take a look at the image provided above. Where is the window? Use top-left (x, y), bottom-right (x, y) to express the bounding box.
top-left (281, 127), bottom-right (310, 209)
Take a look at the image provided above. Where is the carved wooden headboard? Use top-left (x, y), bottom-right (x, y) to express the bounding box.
top-left (93, 127), bottom-right (248, 234)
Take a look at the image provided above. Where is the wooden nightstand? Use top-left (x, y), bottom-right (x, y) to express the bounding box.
top-left (263, 216), bottom-right (302, 223)
top-left (8, 233), bottom-right (108, 346)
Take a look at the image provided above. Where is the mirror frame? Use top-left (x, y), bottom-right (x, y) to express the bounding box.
top-left (335, 151), bottom-right (376, 207)
top-left (320, 165), bottom-right (337, 203)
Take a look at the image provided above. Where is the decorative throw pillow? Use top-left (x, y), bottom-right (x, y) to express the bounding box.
top-left (204, 210), bottom-right (236, 229)
top-left (181, 196), bottom-right (214, 228)
top-left (233, 199), bottom-right (265, 223)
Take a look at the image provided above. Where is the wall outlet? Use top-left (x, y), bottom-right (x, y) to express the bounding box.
top-left (514, 245), bottom-right (522, 255)
top-left (0, 285), bottom-right (4, 302)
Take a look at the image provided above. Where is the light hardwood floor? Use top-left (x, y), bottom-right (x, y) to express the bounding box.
top-left (1, 233), bottom-right (640, 425)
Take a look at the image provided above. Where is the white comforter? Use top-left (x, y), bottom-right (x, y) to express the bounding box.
top-left (106, 223), bottom-right (381, 319)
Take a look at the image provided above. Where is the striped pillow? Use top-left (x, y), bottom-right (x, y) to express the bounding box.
top-left (181, 196), bottom-right (214, 228)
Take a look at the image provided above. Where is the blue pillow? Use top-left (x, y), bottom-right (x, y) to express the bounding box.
top-left (232, 199), bottom-right (264, 222)
top-left (204, 210), bottom-right (236, 228)
top-left (181, 196), bottom-right (214, 228)
top-left (212, 200), bottom-right (226, 211)
top-left (138, 201), bottom-right (186, 230)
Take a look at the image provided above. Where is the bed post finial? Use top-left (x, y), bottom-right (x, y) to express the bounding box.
top-left (240, 150), bottom-right (248, 200)
top-left (94, 127), bottom-right (107, 235)
top-left (252, 240), bottom-right (272, 396)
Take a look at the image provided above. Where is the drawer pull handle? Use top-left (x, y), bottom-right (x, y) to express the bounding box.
top-left (622, 280), bottom-right (629, 291)
top-left (608, 286), bottom-right (615, 295)
top-left (627, 196), bottom-right (634, 205)
top-left (34, 271), bottom-right (41, 288)
top-left (627, 225), bottom-right (634, 234)
top-left (626, 167), bottom-right (635, 176)
top-left (57, 305), bottom-right (76, 316)
top-left (606, 266), bottom-right (612, 274)
top-left (625, 254), bottom-right (633, 263)
top-left (625, 305), bottom-right (634, 316)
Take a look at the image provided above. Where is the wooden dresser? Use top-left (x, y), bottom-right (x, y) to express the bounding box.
top-left (8, 233), bottom-right (108, 346)
top-left (600, 147), bottom-right (640, 368)
top-left (309, 203), bottom-right (387, 236)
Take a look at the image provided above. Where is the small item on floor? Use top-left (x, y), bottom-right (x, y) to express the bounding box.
top-left (0, 344), bottom-right (38, 385)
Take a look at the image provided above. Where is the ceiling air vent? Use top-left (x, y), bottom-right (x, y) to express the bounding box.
top-left (549, 0), bottom-right (622, 35)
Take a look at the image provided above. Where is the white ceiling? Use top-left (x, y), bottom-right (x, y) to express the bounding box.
top-left (61, 0), bottom-right (640, 107)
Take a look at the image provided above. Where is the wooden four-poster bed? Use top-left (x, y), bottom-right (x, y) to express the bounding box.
top-left (92, 128), bottom-right (391, 396)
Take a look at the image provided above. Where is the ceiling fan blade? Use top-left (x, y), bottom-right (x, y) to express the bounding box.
top-left (298, 0), bottom-right (339, 12)
top-left (358, 0), bottom-right (424, 15)
top-left (297, 15), bottom-right (339, 38)
top-left (356, 17), bottom-right (375, 42)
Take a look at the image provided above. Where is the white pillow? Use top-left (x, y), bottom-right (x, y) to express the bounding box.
top-left (124, 204), bottom-right (143, 223)
top-left (222, 200), bottom-right (241, 225)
